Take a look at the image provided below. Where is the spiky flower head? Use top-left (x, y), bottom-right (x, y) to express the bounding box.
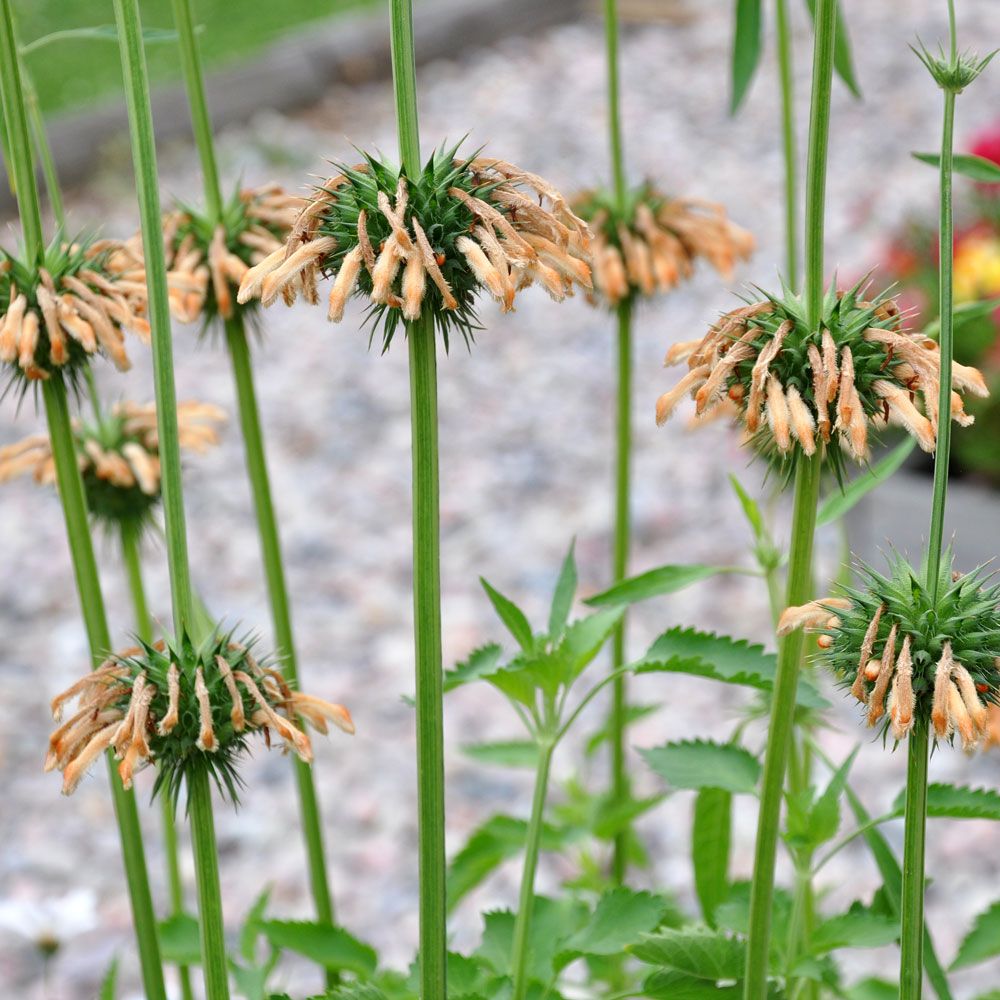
top-left (0, 400), bottom-right (224, 531)
top-left (912, 40), bottom-right (996, 93)
top-left (46, 629), bottom-right (354, 805)
top-left (236, 144), bottom-right (592, 350)
top-left (572, 183), bottom-right (754, 307)
top-left (779, 551), bottom-right (1000, 749)
top-left (656, 279), bottom-right (988, 478)
top-left (164, 184), bottom-right (306, 328)
top-left (0, 235), bottom-right (151, 391)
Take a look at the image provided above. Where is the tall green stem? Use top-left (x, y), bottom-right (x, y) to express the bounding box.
top-left (604, 0), bottom-right (627, 209)
top-left (510, 743), bottom-right (555, 1000)
top-left (121, 526), bottom-right (196, 1000)
top-left (900, 724), bottom-right (930, 999)
top-left (390, 2), bottom-right (447, 996)
top-left (775, 0), bottom-right (799, 288)
top-left (42, 377), bottom-right (168, 1000)
top-left (225, 319), bottom-right (336, 933)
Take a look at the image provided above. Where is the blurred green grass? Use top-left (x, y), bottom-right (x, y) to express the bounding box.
top-left (16, 0), bottom-right (379, 116)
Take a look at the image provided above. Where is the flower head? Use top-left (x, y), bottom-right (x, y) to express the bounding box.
top-left (0, 400), bottom-right (225, 530)
top-left (237, 144), bottom-right (592, 349)
top-left (47, 629), bottom-right (354, 804)
top-left (780, 551), bottom-right (1000, 748)
top-left (656, 279), bottom-right (988, 476)
top-left (164, 184), bottom-right (306, 327)
top-left (0, 235), bottom-right (150, 390)
top-left (572, 183), bottom-right (753, 307)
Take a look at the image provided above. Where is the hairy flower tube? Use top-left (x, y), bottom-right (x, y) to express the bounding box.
top-left (779, 552), bottom-right (1000, 748)
top-left (46, 629), bottom-right (354, 803)
top-left (656, 279), bottom-right (988, 475)
top-left (572, 183), bottom-right (754, 306)
top-left (237, 145), bottom-right (592, 348)
top-left (163, 184), bottom-right (306, 326)
top-left (0, 400), bottom-right (225, 531)
top-left (0, 235), bottom-right (151, 387)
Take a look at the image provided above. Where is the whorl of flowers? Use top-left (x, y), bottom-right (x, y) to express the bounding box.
top-left (656, 279), bottom-right (989, 475)
top-left (236, 144), bottom-right (592, 349)
top-left (779, 552), bottom-right (1000, 749)
top-left (46, 629), bottom-right (354, 803)
top-left (0, 400), bottom-right (225, 529)
top-left (572, 183), bottom-right (754, 307)
top-left (0, 236), bottom-right (151, 388)
top-left (163, 184), bottom-right (307, 326)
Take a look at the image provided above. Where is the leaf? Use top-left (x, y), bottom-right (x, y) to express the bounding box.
top-left (913, 151), bottom-right (1000, 183)
top-left (643, 969), bottom-right (741, 998)
top-left (259, 921), bottom-right (377, 978)
top-left (811, 909), bottom-right (899, 952)
top-left (923, 296), bottom-right (1000, 338)
top-left (632, 627), bottom-right (829, 709)
top-left (556, 888), bottom-right (671, 967)
top-left (460, 740), bottom-right (538, 768)
top-left (21, 26), bottom-right (183, 56)
top-left (817, 439), bottom-right (916, 526)
top-left (98, 958), bottom-right (118, 1000)
top-left (586, 564), bottom-right (740, 607)
top-left (321, 987), bottom-right (390, 1000)
top-left (631, 927), bottom-right (746, 980)
top-left (548, 540), bottom-right (577, 639)
top-left (240, 889), bottom-right (272, 962)
top-left (729, 475), bottom-right (766, 541)
top-left (845, 980), bottom-right (900, 1000)
top-left (891, 783), bottom-right (1000, 821)
top-left (641, 739), bottom-right (761, 795)
top-left (158, 913), bottom-right (201, 966)
top-left (444, 643), bottom-right (504, 693)
top-left (557, 605), bottom-right (626, 684)
top-left (591, 792), bottom-right (667, 840)
top-left (804, 0), bottom-right (862, 96)
top-left (786, 748), bottom-right (857, 850)
top-left (585, 702), bottom-right (661, 756)
top-left (730, 0), bottom-right (763, 113)
top-left (480, 578), bottom-right (535, 650)
top-left (692, 788), bottom-right (732, 926)
top-left (951, 900), bottom-right (1000, 969)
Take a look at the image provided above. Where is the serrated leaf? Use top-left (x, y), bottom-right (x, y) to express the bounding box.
top-left (811, 909), bottom-right (899, 952)
top-left (585, 702), bottom-right (661, 756)
top-left (259, 921), bottom-right (377, 977)
top-left (556, 888), bottom-right (671, 968)
top-left (891, 783), bottom-right (1000, 821)
top-left (641, 739), bottom-right (761, 794)
top-left (692, 788), bottom-right (731, 926)
top-left (804, 0), bottom-right (862, 96)
top-left (586, 564), bottom-right (739, 607)
top-left (951, 900), bottom-right (1000, 969)
top-left (158, 913), bottom-right (201, 966)
top-left (643, 969), bottom-right (741, 998)
top-left (731, 0), bottom-right (764, 112)
top-left (557, 605), bottom-right (626, 684)
top-left (631, 927), bottom-right (746, 980)
top-left (786, 748), bottom-right (857, 850)
top-left (913, 151), bottom-right (1000, 183)
top-left (632, 627), bottom-right (829, 709)
top-left (321, 987), bottom-right (390, 1000)
top-left (444, 643), bottom-right (504, 693)
top-left (460, 740), bottom-right (538, 768)
top-left (591, 792), bottom-right (667, 839)
top-left (231, 961), bottom-right (271, 1000)
top-left (548, 540), bottom-right (577, 639)
top-left (817, 438), bottom-right (916, 526)
top-left (98, 958), bottom-right (118, 1000)
top-left (481, 578), bottom-right (535, 650)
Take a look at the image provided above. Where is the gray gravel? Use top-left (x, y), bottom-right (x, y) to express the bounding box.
top-left (2, 1), bottom-right (1000, 997)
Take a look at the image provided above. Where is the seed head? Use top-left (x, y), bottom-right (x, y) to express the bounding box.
top-left (47, 629), bottom-right (354, 805)
top-left (572, 183), bottom-right (753, 307)
top-left (237, 143), bottom-right (592, 350)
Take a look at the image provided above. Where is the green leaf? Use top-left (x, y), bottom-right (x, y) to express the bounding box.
top-left (259, 921), bottom-right (377, 978)
top-left (729, 474), bottom-right (766, 540)
top-left (891, 783), bottom-right (1000, 821)
top-left (21, 26), bottom-right (182, 56)
top-left (913, 151), bottom-right (1000, 183)
top-left (444, 643), bottom-right (504, 693)
top-left (730, 0), bottom-right (763, 113)
top-left (951, 900), bottom-right (1000, 969)
top-left (158, 913), bottom-right (201, 966)
top-left (240, 889), bottom-right (272, 962)
top-left (556, 888), bottom-right (671, 967)
top-left (548, 540), bottom-right (577, 639)
top-left (811, 909), bottom-right (899, 952)
top-left (923, 296), bottom-right (1000, 339)
top-left (631, 927), bottom-right (746, 980)
top-left (641, 739), bottom-right (761, 795)
top-left (586, 564), bottom-right (740, 607)
top-left (585, 702), bottom-right (661, 756)
top-left (321, 987), bottom-right (390, 1000)
top-left (460, 740), bottom-right (538, 768)
top-left (591, 792), bottom-right (667, 840)
top-left (643, 969), bottom-right (741, 998)
top-left (98, 958), bottom-right (118, 1000)
top-left (480, 578), bottom-right (535, 650)
top-left (817, 439), bottom-right (916, 526)
top-left (633, 627), bottom-right (829, 709)
top-left (804, 0), bottom-right (862, 96)
top-left (845, 979), bottom-right (900, 1000)
top-left (557, 605), bottom-right (626, 684)
top-left (786, 748), bottom-right (857, 850)
top-left (692, 788), bottom-right (732, 926)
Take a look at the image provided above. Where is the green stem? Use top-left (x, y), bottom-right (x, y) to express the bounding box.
top-left (510, 743), bottom-right (555, 1000)
top-left (188, 768), bottom-right (230, 1000)
top-left (603, 0), bottom-right (627, 210)
top-left (42, 377), bottom-right (167, 1000)
top-left (121, 526), bottom-right (196, 1000)
top-left (775, 0), bottom-right (799, 288)
top-left (900, 723), bottom-right (930, 1000)
top-left (743, 451), bottom-right (823, 1000)
top-left (170, 0), bottom-right (223, 220)
top-left (390, 0), bottom-right (421, 175)
top-left (610, 299), bottom-right (632, 885)
top-left (225, 320), bottom-right (336, 935)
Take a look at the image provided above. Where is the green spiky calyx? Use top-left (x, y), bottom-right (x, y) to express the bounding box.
top-left (912, 41), bottom-right (996, 93)
top-left (0, 234), bottom-right (149, 393)
top-left (573, 182), bottom-right (753, 307)
top-left (237, 143), bottom-right (592, 351)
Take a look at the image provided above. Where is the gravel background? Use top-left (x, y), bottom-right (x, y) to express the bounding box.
top-left (2, 1), bottom-right (1000, 997)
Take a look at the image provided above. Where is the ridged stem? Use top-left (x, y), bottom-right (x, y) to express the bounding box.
top-left (604, 0), bottom-right (627, 210)
top-left (775, 0), bottom-right (799, 288)
top-left (901, 722), bottom-right (930, 999)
